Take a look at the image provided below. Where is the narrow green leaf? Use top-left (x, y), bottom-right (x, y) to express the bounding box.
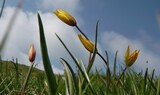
top-left (37, 13), bottom-right (57, 95)
top-left (0, 0), bottom-right (5, 18)
top-left (61, 60), bottom-right (73, 95)
top-left (148, 69), bottom-right (157, 92)
top-left (60, 58), bottom-right (79, 95)
top-left (20, 63), bottom-right (34, 94)
top-left (143, 68), bottom-right (148, 95)
top-left (156, 79), bottom-right (160, 95)
top-left (105, 51), bottom-right (111, 84)
top-left (87, 21), bottom-right (99, 73)
top-left (55, 34), bottom-right (95, 94)
top-left (148, 69), bottom-right (155, 93)
top-left (113, 51), bottom-right (118, 77)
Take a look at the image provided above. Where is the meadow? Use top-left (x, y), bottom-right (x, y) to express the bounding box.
top-left (0, 0), bottom-right (160, 95)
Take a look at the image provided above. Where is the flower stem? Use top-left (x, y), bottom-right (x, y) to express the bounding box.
top-left (118, 66), bottom-right (127, 82)
top-left (88, 53), bottom-right (92, 67)
top-left (19, 62), bottom-right (34, 95)
top-left (96, 52), bottom-right (111, 76)
top-left (75, 25), bottom-right (89, 40)
top-left (96, 52), bottom-right (109, 69)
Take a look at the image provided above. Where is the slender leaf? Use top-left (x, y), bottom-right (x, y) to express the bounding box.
top-left (87, 21), bottom-right (99, 73)
top-left (55, 34), bottom-right (95, 94)
top-left (61, 61), bottom-right (73, 95)
top-left (0, 0), bottom-right (5, 18)
top-left (156, 79), bottom-right (160, 95)
top-left (143, 68), bottom-right (148, 95)
top-left (60, 58), bottom-right (79, 95)
top-left (37, 13), bottom-right (57, 95)
top-left (113, 50), bottom-right (118, 77)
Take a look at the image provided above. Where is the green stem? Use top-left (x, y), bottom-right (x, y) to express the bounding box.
top-left (119, 67), bottom-right (127, 81)
top-left (87, 53), bottom-right (92, 68)
top-left (96, 52), bottom-right (111, 82)
top-left (19, 63), bottom-right (34, 95)
top-left (96, 52), bottom-right (110, 70)
top-left (0, 0), bottom-right (5, 18)
top-left (75, 25), bottom-right (89, 40)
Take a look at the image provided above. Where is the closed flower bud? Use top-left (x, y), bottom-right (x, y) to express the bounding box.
top-left (78, 34), bottom-right (96, 53)
top-left (124, 45), bottom-right (140, 67)
top-left (54, 9), bottom-right (77, 26)
top-left (28, 44), bottom-right (36, 62)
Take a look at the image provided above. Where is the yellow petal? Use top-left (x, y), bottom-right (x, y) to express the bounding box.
top-left (124, 46), bottom-right (140, 67)
top-left (78, 34), bottom-right (94, 53)
top-left (125, 45), bottom-right (130, 62)
top-left (128, 50), bottom-right (140, 66)
top-left (54, 9), bottom-right (77, 26)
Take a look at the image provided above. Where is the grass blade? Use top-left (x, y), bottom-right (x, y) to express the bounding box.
top-left (61, 61), bottom-right (73, 95)
top-left (19, 63), bottom-right (34, 95)
top-left (156, 79), bottom-right (160, 95)
top-left (0, 0), bottom-right (5, 18)
top-left (37, 13), bottom-right (57, 95)
top-left (60, 58), bottom-right (79, 95)
top-left (143, 68), bottom-right (148, 95)
top-left (87, 21), bottom-right (99, 73)
top-left (113, 51), bottom-right (118, 77)
top-left (55, 34), bottom-right (95, 94)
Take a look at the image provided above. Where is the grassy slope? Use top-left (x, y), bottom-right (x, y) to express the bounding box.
top-left (0, 60), bottom-right (44, 75)
top-left (0, 60), bottom-right (47, 94)
top-left (0, 60), bottom-right (159, 95)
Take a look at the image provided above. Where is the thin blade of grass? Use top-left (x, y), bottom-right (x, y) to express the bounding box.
top-left (37, 13), bottom-right (57, 95)
top-left (148, 69), bottom-right (157, 92)
top-left (60, 58), bottom-right (78, 95)
top-left (0, 0), bottom-right (5, 18)
top-left (79, 60), bottom-right (93, 90)
top-left (143, 68), bottom-right (148, 94)
top-left (87, 21), bottom-right (99, 73)
top-left (19, 63), bottom-right (34, 95)
top-left (61, 61), bottom-right (73, 95)
top-left (156, 79), bottom-right (160, 95)
top-left (113, 50), bottom-right (118, 77)
top-left (55, 34), bottom-right (95, 94)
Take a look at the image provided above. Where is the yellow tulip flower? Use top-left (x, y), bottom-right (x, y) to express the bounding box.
top-left (54, 9), bottom-right (77, 26)
top-left (124, 45), bottom-right (140, 67)
top-left (78, 34), bottom-right (95, 53)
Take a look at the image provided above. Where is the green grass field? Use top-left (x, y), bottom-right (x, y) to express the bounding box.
top-left (0, 59), bottom-right (160, 95)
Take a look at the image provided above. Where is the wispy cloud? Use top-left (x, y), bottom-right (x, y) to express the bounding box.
top-left (0, 7), bottom-right (90, 74)
top-left (101, 31), bottom-right (160, 75)
top-left (40, 0), bottom-right (81, 13)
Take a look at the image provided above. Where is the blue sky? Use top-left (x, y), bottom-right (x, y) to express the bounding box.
top-left (1, 0), bottom-right (160, 75)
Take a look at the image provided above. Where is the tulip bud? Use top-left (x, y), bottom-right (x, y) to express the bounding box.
top-left (78, 34), bottom-right (96, 53)
top-left (28, 44), bottom-right (36, 62)
top-left (124, 45), bottom-right (140, 67)
top-left (54, 9), bottom-right (77, 26)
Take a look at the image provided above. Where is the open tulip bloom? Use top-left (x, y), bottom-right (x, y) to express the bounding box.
top-left (124, 45), bottom-right (140, 67)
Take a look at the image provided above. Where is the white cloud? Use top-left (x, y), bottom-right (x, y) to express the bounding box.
top-left (0, 7), bottom-right (95, 74)
top-left (101, 31), bottom-right (160, 75)
top-left (41, 0), bottom-right (81, 13)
